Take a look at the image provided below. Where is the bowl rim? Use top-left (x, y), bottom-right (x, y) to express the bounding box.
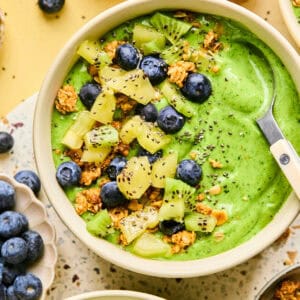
top-left (33, 0), bottom-right (300, 278)
top-left (0, 173), bottom-right (58, 299)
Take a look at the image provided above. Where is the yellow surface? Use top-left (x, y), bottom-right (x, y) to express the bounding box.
top-left (0, 0), bottom-right (298, 117)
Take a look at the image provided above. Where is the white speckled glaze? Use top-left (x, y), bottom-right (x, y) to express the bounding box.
top-left (0, 173), bottom-right (57, 300)
top-left (33, 0), bottom-right (300, 278)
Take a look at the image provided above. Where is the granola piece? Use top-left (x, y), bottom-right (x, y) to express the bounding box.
top-left (214, 231), bottom-right (225, 242)
top-left (209, 159), bottom-right (223, 169)
top-left (167, 61), bottom-right (196, 87)
top-left (164, 230), bottom-right (196, 253)
top-left (116, 93), bottom-right (137, 114)
top-left (88, 64), bottom-right (98, 77)
top-left (173, 10), bottom-right (200, 27)
top-left (197, 193), bottom-right (205, 201)
top-left (195, 202), bottom-right (213, 215)
top-left (55, 85), bottom-right (78, 114)
top-left (274, 280), bottom-right (300, 300)
top-left (211, 210), bottom-right (228, 225)
top-left (119, 232), bottom-right (129, 245)
top-left (75, 188), bottom-right (101, 215)
top-left (109, 207), bottom-right (129, 229)
top-left (293, 0), bottom-right (300, 7)
top-left (128, 199), bottom-right (143, 211)
top-left (65, 149), bottom-right (84, 166)
top-left (203, 30), bottom-right (222, 52)
top-left (208, 185), bottom-right (222, 196)
top-left (80, 162), bottom-right (101, 186)
top-left (104, 40), bottom-right (125, 60)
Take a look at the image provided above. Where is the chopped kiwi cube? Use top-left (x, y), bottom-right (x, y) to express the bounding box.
top-left (160, 40), bottom-right (187, 65)
top-left (81, 146), bottom-right (112, 163)
top-left (132, 232), bottom-right (171, 258)
top-left (150, 13), bottom-right (192, 44)
top-left (184, 212), bottom-right (217, 233)
top-left (99, 66), bottom-right (126, 85)
top-left (159, 80), bottom-right (196, 117)
top-left (86, 209), bottom-right (113, 237)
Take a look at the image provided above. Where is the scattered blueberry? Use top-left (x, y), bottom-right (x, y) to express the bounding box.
top-left (2, 264), bottom-right (25, 286)
top-left (14, 273), bottom-right (42, 300)
top-left (56, 161), bottom-right (81, 188)
top-left (137, 147), bottom-right (162, 164)
top-left (21, 231), bottom-right (44, 263)
top-left (181, 73), bottom-right (212, 103)
top-left (0, 283), bottom-right (6, 299)
top-left (0, 132), bottom-right (14, 154)
top-left (106, 157), bottom-right (127, 181)
top-left (0, 258), bottom-right (3, 283)
top-left (100, 182), bottom-right (127, 209)
top-left (139, 56), bottom-right (168, 85)
top-left (0, 211), bottom-right (28, 239)
top-left (115, 43), bottom-right (139, 70)
top-left (157, 106), bottom-right (185, 134)
top-left (1, 238), bottom-right (28, 265)
top-left (0, 180), bottom-right (15, 212)
top-left (176, 159), bottom-right (202, 186)
top-left (38, 0), bottom-right (65, 14)
top-left (79, 82), bottom-right (102, 109)
top-left (159, 220), bottom-right (185, 236)
top-left (6, 285), bottom-right (18, 300)
top-left (138, 103), bottom-right (158, 122)
top-left (14, 170), bottom-right (41, 195)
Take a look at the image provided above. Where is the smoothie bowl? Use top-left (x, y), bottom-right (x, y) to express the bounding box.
top-left (33, 0), bottom-right (300, 277)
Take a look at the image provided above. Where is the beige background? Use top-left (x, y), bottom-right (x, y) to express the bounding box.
top-left (0, 0), bottom-right (298, 117)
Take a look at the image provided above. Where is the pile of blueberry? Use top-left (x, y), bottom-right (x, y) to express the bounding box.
top-left (0, 180), bottom-right (44, 300)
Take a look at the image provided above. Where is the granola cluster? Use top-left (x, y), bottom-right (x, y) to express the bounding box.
top-left (274, 280), bottom-right (300, 300)
top-left (55, 85), bottom-right (78, 114)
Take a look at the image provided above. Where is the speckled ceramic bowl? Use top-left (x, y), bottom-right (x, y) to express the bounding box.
top-left (0, 174), bottom-right (57, 299)
top-left (33, 0), bottom-right (300, 278)
top-left (65, 290), bottom-right (166, 300)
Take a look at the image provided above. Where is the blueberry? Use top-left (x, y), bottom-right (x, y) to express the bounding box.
top-left (7, 285), bottom-right (18, 300)
top-left (181, 73), bottom-right (212, 103)
top-left (139, 56), bottom-right (168, 85)
top-left (14, 273), bottom-right (42, 300)
top-left (0, 132), bottom-right (14, 153)
top-left (38, 0), bottom-right (65, 14)
top-left (0, 180), bottom-right (15, 212)
top-left (115, 43), bottom-right (139, 70)
top-left (106, 157), bottom-right (127, 181)
top-left (0, 211), bottom-right (29, 239)
top-left (56, 161), bottom-right (81, 188)
top-left (79, 82), bottom-right (102, 109)
top-left (137, 147), bottom-right (162, 164)
top-left (157, 106), bottom-right (185, 134)
top-left (2, 264), bottom-right (25, 286)
top-left (100, 182), bottom-right (127, 209)
top-left (0, 283), bottom-right (6, 299)
top-left (138, 103), bottom-right (158, 122)
top-left (1, 238), bottom-right (28, 265)
top-left (176, 159), bottom-right (202, 186)
top-left (21, 231), bottom-right (44, 263)
top-left (0, 258), bottom-right (3, 283)
top-left (159, 220), bottom-right (185, 236)
top-left (14, 170), bottom-right (41, 195)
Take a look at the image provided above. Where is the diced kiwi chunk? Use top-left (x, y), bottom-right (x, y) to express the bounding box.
top-left (86, 209), bottom-right (113, 237)
top-left (160, 40), bottom-right (187, 65)
top-left (159, 80), bottom-right (195, 117)
top-left (99, 66), bottom-right (126, 85)
top-left (132, 232), bottom-right (171, 258)
top-left (84, 125), bottom-right (119, 149)
top-left (151, 151), bottom-right (178, 188)
top-left (150, 13), bottom-right (192, 44)
top-left (159, 178), bottom-right (196, 222)
top-left (133, 24), bottom-right (166, 55)
top-left (81, 146), bottom-right (111, 163)
top-left (77, 40), bottom-right (112, 67)
top-left (62, 111), bottom-right (95, 149)
top-left (184, 212), bottom-right (217, 233)
top-left (90, 87), bottom-right (116, 124)
top-left (117, 156), bottom-right (151, 199)
top-left (119, 115), bottom-right (144, 144)
top-left (119, 206), bottom-right (159, 244)
top-left (106, 69), bottom-right (157, 105)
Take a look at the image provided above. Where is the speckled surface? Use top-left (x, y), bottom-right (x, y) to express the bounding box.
top-left (0, 94), bottom-right (299, 300)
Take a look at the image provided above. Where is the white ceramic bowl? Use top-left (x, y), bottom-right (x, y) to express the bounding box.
top-left (0, 174), bottom-right (57, 300)
top-left (33, 0), bottom-right (300, 278)
top-left (65, 290), bottom-right (165, 300)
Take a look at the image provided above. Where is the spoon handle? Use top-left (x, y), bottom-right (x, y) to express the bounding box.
top-left (270, 139), bottom-right (300, 199)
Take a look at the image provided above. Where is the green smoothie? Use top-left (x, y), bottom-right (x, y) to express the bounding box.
top-left (293, 3), bottom-right (300, 22)
top-left (51, 11), bottom-right (300, 260)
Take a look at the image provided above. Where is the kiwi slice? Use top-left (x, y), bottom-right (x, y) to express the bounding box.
top-left (86, 209), bottom-right (113, 237)
top-left (160, 40), bottom-right (187, 65)
top-left (184, 212), bottom-right (217, 233)
top-left (150, 12), bottom-right (192, 44)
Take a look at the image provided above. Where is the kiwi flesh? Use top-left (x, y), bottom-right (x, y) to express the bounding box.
top-left (184, 212), bottom-right (217, 233)
top-left (86, 209), bottom-right (113, 237)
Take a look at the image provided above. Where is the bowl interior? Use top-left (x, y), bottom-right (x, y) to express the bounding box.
top-left (34, 0), bottom-right (300, 278)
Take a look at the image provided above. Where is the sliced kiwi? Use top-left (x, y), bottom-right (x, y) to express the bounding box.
top-left (160, 40), bottom-right (187, 65)
top-left (159, 80), bottom-right (196, 117)
top-left (184, 212), bottom-right (217, 233)
top-left (158, 178), bottom-right (196, 222)
top-left (86, 209), bottom-right (113, 237)
top-left (150, 13), bottom-right (192, 44)
top-left (81, 146), bottom-right (111, 163)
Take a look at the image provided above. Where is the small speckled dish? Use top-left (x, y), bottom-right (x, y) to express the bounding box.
top-left (278, 0), bottom-right (300, 48)
top-left (255, 263), bottom-right (300, 299)
top-left (65, 290), bottom-right (166, 300)
top-left (0, 174), bottom-right (57, 300)
top-left (0, 9), bottom-right (4, 47)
